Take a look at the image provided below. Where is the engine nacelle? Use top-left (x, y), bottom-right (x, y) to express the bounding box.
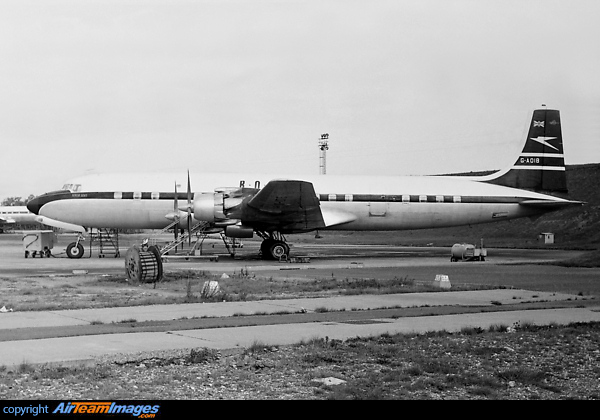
top-left (225, 225), bottom-right (254, 238)
top-left (193, 187), bottom-right (259, 225)
top-left (193, 193), bottom-right (224, 223)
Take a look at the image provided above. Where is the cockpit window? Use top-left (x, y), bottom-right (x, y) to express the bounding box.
top-left (61, 184), bottom-right (82, 192)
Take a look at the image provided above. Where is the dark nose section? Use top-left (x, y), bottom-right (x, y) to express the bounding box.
top-left (27, 196), bottom-right (42, 214)
top-left (27, 190), bottom-right (72, 215)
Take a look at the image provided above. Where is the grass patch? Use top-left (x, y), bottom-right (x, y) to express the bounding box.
top-left (244, 339), bottom-right (275, 355)
top-left (116, 318), bottom-right (137, 324)
top-left (1, 264), bottom-right (504, 312)
top-left (550, 249), bottom-right (600, 268)
top-left (460, 326), bottom-right (485, 335)
top-left (488, 323), bottom-right (509, 333)
top-left (187, 348), bottom-right (219, 364)
top-left (17, 361), bottom-right (35, 374)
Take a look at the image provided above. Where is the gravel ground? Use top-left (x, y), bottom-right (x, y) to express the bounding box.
top-left (2, 322), bottom-right (599, 400)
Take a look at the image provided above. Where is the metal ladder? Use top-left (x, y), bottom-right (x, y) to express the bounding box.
top-left (96, 229), bottom-right (120, 258)
top-left (159, 221), bottom-right (210, 256)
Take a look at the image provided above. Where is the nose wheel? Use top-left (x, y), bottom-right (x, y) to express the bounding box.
top-left (66, 242), bottom-right (85, 259)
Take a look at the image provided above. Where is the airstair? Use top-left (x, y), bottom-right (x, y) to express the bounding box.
top-left (158, 221), bottom-right (211, 256)
top-left (94, 229), bottom-right (120, 258)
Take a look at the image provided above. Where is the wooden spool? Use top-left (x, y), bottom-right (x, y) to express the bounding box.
top-left (125, 245), bottom-right (163, 284)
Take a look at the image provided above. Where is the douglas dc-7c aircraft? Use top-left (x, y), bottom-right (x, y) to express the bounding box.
top-left (27, 108), bottom-right (582, 259)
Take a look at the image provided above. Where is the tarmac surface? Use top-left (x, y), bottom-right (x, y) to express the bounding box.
top-left (1, 289), bottom-right (599, 368)
top-left (1, 232), bottom-right (599, 368)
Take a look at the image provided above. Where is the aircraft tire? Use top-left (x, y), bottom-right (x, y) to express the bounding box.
top-left (269, 241), bottom-right (289, 260)
top-left (66, 242), bottom-right (84, 259)
top-left (260, 239), bottom-right (275, 258)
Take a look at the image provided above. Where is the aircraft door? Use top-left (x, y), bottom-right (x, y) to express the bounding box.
top-left (369, 196), bottom-right (388, 217)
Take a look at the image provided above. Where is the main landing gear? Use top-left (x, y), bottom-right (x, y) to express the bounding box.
top-left (257, 232), bottom-right (290, 260)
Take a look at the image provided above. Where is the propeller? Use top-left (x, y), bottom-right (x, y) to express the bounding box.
top-left (186, 170), bottom-right (193, 246)
top-left (166, 171), bottom-right (193, 248)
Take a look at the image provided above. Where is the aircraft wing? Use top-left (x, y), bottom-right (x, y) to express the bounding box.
top-left (241, 180), bottom-right (355, 233)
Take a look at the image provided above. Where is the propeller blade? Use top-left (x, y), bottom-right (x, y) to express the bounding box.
top-left (188, 213), bottom-right (192, 247)
top-left (187, 170), bottom-right (192, 246)
top-left (187, 170), bottom-right (192, 206)
top-left (174, 182), bottom-right (179, 241)
top-left (174, 181), bottom-right (179, 211)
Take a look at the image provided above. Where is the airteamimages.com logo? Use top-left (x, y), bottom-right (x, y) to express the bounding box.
top-left (2, 402), bottom-right (164, 418)
top-left (52, 402), bottom-right (160, 417)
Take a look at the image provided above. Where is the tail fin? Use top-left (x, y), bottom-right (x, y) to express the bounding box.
top-left (482, 108), bottom-right (567, 196)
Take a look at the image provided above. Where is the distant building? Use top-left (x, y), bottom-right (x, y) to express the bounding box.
top-left (539, 232), bottom-right (555, 244)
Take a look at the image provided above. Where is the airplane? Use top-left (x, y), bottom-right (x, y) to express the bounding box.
top-left (0, 206), bottom-right (39, 233)
top-left (27, 108), bottom-right (582, 259)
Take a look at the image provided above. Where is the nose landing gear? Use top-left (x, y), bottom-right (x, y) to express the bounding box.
top-left (66, 234), bottom-right (85, 259)
top-left (66, 242), bottom-right (85, 259)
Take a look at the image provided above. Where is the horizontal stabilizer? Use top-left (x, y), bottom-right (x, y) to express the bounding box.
top-left (519, 199), bottom-right (584, 208)
top-left (35, 216), bottom-right (86, 233)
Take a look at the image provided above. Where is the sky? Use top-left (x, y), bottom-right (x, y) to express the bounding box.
top-left (1, 0), bottom-right (600, 199)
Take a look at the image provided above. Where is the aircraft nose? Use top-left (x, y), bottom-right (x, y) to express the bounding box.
top-left (27, 190), bottom-right (72, 215)
top-left (27, 196), bottom-right (42, 214)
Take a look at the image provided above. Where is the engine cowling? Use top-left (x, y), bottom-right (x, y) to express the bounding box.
top-left (192, 187), bottom-right (259, 226)
top-left (193, 193), bottom-right (224, 223)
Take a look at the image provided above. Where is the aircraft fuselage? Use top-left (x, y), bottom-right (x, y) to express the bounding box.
top-left (32, 172), bottom-right (559, 231)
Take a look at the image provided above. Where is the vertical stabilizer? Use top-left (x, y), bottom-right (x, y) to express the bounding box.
top-left (482, 108), bottom-right (567, 195)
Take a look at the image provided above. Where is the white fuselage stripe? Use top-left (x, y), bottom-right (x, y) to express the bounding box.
top-left (519, 153), bottom-right (564, 158)
top-left (512, 166), bottom-right (565, 171)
